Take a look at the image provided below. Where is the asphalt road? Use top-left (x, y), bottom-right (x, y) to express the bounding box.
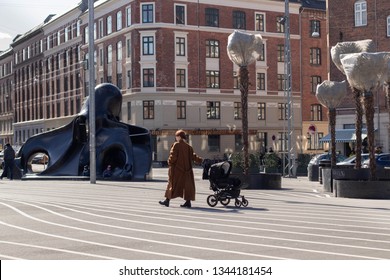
top-left (1, 168), bottom-right (390, 260)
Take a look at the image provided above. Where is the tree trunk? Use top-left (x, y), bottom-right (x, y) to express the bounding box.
top-left (239, 66), bottom-right (249, 175)
top-left (353, 88), bottom-right (363, 169)
top-left (329, 108), bottom-right (336, 166)
top-left (363, 91), bottom-right (377, 181)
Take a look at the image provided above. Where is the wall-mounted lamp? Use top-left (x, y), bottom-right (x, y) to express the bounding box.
top-left (312, 29), bottom-right (320, 38)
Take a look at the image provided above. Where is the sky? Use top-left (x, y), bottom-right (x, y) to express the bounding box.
top-left (0, 0), bottom-right (82, 51)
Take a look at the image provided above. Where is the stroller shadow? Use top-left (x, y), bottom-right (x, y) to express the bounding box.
top-left (189, 206), bottom-right (269, 213)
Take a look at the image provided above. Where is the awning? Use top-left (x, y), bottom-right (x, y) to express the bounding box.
top-left (319, 129), bottom-right (368, 143)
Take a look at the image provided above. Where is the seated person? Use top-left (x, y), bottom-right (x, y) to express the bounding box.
top-left (103, 165), bottom-right (112, 178)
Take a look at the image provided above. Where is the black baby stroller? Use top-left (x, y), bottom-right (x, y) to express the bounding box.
top-left (202, 160), bottom-right (248, 207)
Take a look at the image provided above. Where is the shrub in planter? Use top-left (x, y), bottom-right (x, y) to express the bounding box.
top-left (263, 152), bottom-right (281, 173)
top-left (230, 152), bottom-right (243, 172)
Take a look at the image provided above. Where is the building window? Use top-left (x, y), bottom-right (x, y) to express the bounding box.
top-left (257, 73), bottom-right (265, 90)
top-left (207, 101), bottom-right (220, 119)
top-left (117, 41), bottom-right (122, 61)
top-left (107, 16), bottom-right (112, 34)
top-left (208, 135), bottom-right (220, 152)
top-left (117, 73), bottom-right (122, 89)
top-left (278, 132), bottom-right (288, 152)
top-left (175, 5), bottom-right (185, 24)
top-left (176, 37), bottom-right (185, 56)
top-left (176, 69), bottom-right (186, 88)
top-left (355, 1), bottom-right (367, 27)
top-left (278, 103), bottom-right (288, 120)
top-left (277, 44), bottom-right (284, 62)
top-left (257, 102), bottom-right (266, 120)
top-left (387, 16), bottom-right (390, 37)
top-left (107, 45), bottom-right (112, 63)
top-left (311, 76), bottom-right (322, 93)
top-left (277, 74), bottom-right (286, 91)
top-left (117, 11), bottom-right (122, 31)
top-left (142, 36), bottom-right (154, 55)
top-left (255, 13), bottom-right (265, 31)
top-left (235, 134), bottom-right (243, 152)
top-left (205, 8), bottom-right (219, 27)
top-left (317, 132), bottom-right (324, 149)
top-left (177, 100), bottom-right (186, 119)
top-left (276, 16), bottom-right (285, 33)
top-left (127, 101), bottom-right (131, 120)
top-left (233, 71), bottom-right (239, 89)
top-left (234, 102), bottom-right (241, 119)
top-left (257, 46), bottom-right (265, 61)
top-left (143, 68), bottom-right (154, 87)
top-left (206, 71), bottom-right (220, 88)
top-left (142, 4), bottom-right (154, 23)
top-left (233, 11), bottom-right (246, 29)
top-left (126, 6), bottom-right (132, 27)
top-left (99, 19), bottom-right (104, 38)
top-left (127, 70), bottom-right (132, 89)
top-left (143, 100), bottom-right (154, 119)
top-left (310, 48), bottom-right (321, 65)
top-left (206, 40), bottom-right (219, 58)
top-left (310, 20), bottom-right (320, 37)
top-left (311, 104), bottom-right (323, 121)
top-left (99, 48), bottom-right (104, 66)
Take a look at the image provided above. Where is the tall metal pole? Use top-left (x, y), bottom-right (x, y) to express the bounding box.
top-left (88, 0), bottom-right (96, 184)
top-left (284, 0), bottom-right (294, 177)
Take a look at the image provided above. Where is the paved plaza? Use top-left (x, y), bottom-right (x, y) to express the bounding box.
top-left (1, 167), bottom-right (390, 260)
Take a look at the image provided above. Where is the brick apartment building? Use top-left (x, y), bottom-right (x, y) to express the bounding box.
top-left (327, 0), bottom-right (390, 155)
top-left (0, 0), bottom-right (328, 163)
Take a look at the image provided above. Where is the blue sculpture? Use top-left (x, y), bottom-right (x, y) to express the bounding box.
top-left (14, 83), bottom-right (152, 180)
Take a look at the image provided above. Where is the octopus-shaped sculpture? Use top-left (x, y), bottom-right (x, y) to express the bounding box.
top-left (14, 83), bottom-right (152, 180)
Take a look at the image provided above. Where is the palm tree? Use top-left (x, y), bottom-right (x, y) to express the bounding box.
top-left (316, 80), bottom-right (347, 166)
top-left (330, 40), bottom-right (374, 169)
top-left (227, 30), bottom-right (263, 175)
top-left (340, 52), bottom-right (390, 180)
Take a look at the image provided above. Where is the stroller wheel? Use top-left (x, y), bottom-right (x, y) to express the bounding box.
top-left (207, 195), bottom-right (218, 207)
top-left (220, 198), bottom-right (230, 206)
top-left (234, 199), bottom-right (242, 207)
top-left (242, 197), bottom-right (249, 207)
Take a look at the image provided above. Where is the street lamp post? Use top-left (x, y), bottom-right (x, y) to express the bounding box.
top-left (79, 0), bottom-right (96, 184)
top-left (88, 0), bottom-right (96, 184)
top-left (283, 0), bottom-right (294, 177)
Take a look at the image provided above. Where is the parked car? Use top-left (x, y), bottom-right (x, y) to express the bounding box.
top-left (32, 153), bottom-right (49, 164)
top-left (308, 153), bottom-right (347, 167)
top-left (362, 153), bottom-right (390, 168)
top-left (337, 153), bottom-right (370, 166)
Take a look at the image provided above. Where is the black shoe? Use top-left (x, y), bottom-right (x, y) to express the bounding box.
top-left (159, 199), bottom-right (169, 207)
top-left (180, 201), bottom-right (191, 208)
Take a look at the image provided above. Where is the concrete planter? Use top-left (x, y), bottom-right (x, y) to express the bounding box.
top-left (328, 167), bottom-right (390, 199)
top-left (334, 180), bottom-right (390, 199)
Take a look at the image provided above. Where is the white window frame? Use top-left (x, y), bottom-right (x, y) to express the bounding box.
top-left (141, 3), bottom-right (155, 24)
top-left (140, 30), bottom-right (157, 60)
top-left (255, 12), bottom-right (266, 32)
top-left (354, 1), bottom-right (367, 27)
top-left (174, 4), bottom-right (186, 25)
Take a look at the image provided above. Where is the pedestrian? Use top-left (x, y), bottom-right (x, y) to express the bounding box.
top-left (1, 143), bottom-right (16, 180)
top-left (159, 129), bottom-right (203, 208)
top-left (102, 165), bottom-right (112, 178)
